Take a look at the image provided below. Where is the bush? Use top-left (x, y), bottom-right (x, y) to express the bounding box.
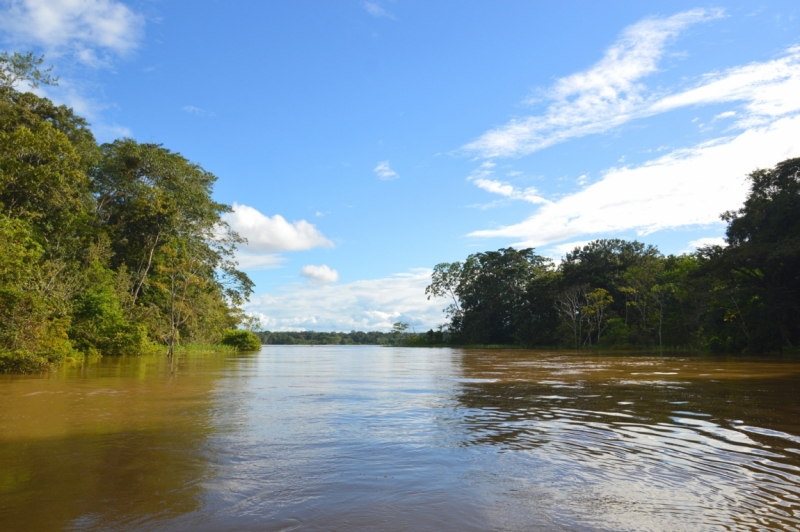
top-left (0, 350), bottom-right (50, 373)
top-left (598, 318), bottom-right (632, 349)
top-left (220, 329), bottom-right (261, 351)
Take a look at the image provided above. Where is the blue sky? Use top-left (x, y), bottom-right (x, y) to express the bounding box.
top-left (2, 1), bottom-right (799, 331)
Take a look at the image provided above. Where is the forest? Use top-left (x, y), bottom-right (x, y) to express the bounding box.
top-left (257, 330), bottom-right (409, 346)
top-left (424, 157), bottom-right (800, 354)
top-left (0, 53), bottom-right (254, 373)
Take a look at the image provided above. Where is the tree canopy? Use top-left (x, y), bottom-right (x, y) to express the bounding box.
top-left (426, 159), bottom-right (800, 354)
top-left (0, 54), bottom-right (253, 373)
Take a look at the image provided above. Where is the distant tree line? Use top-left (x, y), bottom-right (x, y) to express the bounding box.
top-left (425, 158), bottom-right (800, 354)
top-left (256, 330), bottom-right (409, 346)
top-left (0, 53), bottom-right (253, 372)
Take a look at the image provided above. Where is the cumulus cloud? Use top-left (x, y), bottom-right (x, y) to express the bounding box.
top-left (223, 203), bottom-right (333, 253)
top-left (245, 269), bottom-right (446, 332)
top-left (463, 9), bottom-right (723, 158)
top-left (469, 114), bottom-right (800, 247)
top-left (374, 160), bottom-right (399, 180)
top-left (0, 0), bottom-right (145, 64)
top-left (301, 264), bottom-right (339, 285)
top-left (362, 1), bottom-right (395, 20)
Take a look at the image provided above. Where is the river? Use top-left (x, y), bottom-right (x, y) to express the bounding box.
top-left (1, 346), bottom-right (799, 531)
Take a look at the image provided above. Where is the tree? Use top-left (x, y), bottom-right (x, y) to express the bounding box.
top-left (583, 288), bottom-right (614, 345)
top-left (91, 140), bottom-right (252, 343)
top-left (0, 121), bottom-right (90, 242)
top-left (561, 239), bottom-right (660, 325)
top-left (619, 257), bottom-right (664, 346)
top-left (425, 262), bottom-right (463, 324)
top-left (455, 248), bottom-right (553, 345)
top-left (0, 214), bottom-right (73, 371)
top-left (702, 158), bottom-right (800, 351)
top-left (0, 52), bottom-right (57, 93)
top-left (391, 321), bottom-right (410, 334)
top-left (0, 52), bottom-right (255, 372)
top-left (554, 285), bottom-right (588, 350)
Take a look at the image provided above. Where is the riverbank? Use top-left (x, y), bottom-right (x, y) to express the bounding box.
top-left (0, 343), bottom-right (243, 374)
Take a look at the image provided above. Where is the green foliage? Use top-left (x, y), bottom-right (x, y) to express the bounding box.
top-left (701, 158), bottom-right (800, 352)
top-left (0, 51), bottom-right (57, 93)
top-left (256, 330), bottom-right (405, 346)
top-left (0, 54), bottom-right (254, 372)
top-left (220, 330), bottom-right (262, 351)
top-left (391, 321), bottom-right (410, 334)
top-left (427, 161), bottom-right (800, 353)
top-left (427, 248), bottom-right (558, 346)
top-left (0, 214), bottom-right (58, 360)
top-left (0, 350), bottom-right (50, 374)
top-left (0, 121), bottom-right (90, 238)
top-left (70, 261), bottom-right (150, 356)
top-left (597, 318), bottom-right (632, 349)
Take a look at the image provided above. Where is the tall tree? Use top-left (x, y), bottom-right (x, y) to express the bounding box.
top-left (454, 248), bottom-right (553, 345)
top-left (702, 158), bottom-right (800, 351)
top-left (561, 239), bottom-right (660, 324)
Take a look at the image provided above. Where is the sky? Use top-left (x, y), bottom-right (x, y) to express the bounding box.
top-left (1, 0), bottom-right (799, 332)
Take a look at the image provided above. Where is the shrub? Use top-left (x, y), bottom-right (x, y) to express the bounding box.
top-left (0, 350), bottom-right (50, 373)
top-left (220, 329), bottom-right (261, 351)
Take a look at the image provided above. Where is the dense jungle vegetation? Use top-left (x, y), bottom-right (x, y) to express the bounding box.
top-left (0, 53), bottom-right (254, 373)
top-left (424, 158), bottom-right (800, 354)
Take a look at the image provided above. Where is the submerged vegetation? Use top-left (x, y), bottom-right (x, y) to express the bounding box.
top-left (221, 329), bottom-right (262, 351)
top-left (0, 53), bottom-right (253, 373)
top-left (425, 158), bottom-right (800, 354)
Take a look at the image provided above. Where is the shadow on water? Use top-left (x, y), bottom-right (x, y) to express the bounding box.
top-left (0, 352), bottom-right (249, 532)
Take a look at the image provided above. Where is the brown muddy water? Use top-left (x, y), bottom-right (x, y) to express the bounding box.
top-left (1, 347), bottom-right (800, 531)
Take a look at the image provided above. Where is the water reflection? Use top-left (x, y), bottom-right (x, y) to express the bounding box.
top-left (1, 347), bottom-right (799, 531)
top-left (453, 350), bottom-right (800, 530)
top-left (0, 352), bottom-right (236, 531)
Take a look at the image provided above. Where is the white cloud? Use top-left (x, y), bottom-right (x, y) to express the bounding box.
top-left (234, 253), bottom-right (286, 271)
top-left (468, 161), bottom-right (549, 205)
top-left (374, 160), bottom-right (399, 180)
top-left (301, 264), bottom-right (339, 285)
top-left (546, 241), bottom-right (592, 258)
top-left (463, 11), bottom-right (800, 249)
top-left (0, 0), bottom-right (146, 140)
top-left (182, 105), bottom-right (214, 117)
top-left (713, 111), bottom-right (736, 121)
top-left (223, 203), bottom-right (333, 253)
top-left (687, 237), bottom-right (727, 250)
top-left (245, 269), bottom-right (446, 332)
top-left (362, 1), bottom-right (395, 20)
top-left (469, 114), bottom-right (800, 247)
top-left (463, 9), bottom-right (723, 158)
top-left (648, 46), bottom-right (800, 127)
top-left (0, 0), bottom-right (145, 64)
top-left (90, 121), bottom-right (131, 141)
